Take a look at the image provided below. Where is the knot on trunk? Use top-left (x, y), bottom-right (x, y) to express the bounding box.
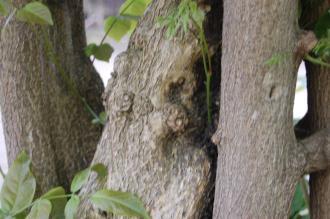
top-left (165, 104), bottom-right (189, 134)
top-left (113, 91), bottom-right (135, 116)
top-left (295, 31), bottom-right (318, 60)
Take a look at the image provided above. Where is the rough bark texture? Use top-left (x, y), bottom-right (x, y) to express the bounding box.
top-left (0, 0), bottom-right (104, 191)
top-left (212, 0), bottom-right (304, 218)
top-left (79, 0), bottom-right (222, 218)
top-left (298, 1), bottom-right (330, 218)
top-left (307, 63), bottom-right (330, 218)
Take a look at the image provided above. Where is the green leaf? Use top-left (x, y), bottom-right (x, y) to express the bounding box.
top-left (104, 16), bottom-right (132, 42)
top-left (264, 53), bottom-right (288, 67)
top-left (312, 36), bottom-right (330, 62)
top-left (26, 199), bottom-right (52, 219)
top-left (0, 152), bottom-right (36, 216)
top-left (158, 0), bottom-right (205, 39)
top-left (16, 2), bottom-right (53, 26)
top-left (70, 168), bottom-right (90, 193)
top-left (290, 182), bottom-right (307, 219)
top-left (84, 43), bottom-right (114, 62)
top-left (314, 9), bottom-right (330, 38)
top-left (98, 112), bottom-right (107, 125)
top-left (70, 163), bottom-right (108, 193)
top-left (0, 208), bottom-right (7, 218)
top-left (92, 111), bottom-right (107, 125)
top-left (0, 0), bottom-right (11, 16)
top-left (41, 187), bottom-right (67, 219)
top-left (64, 195), bottom-right (79, 219)
top-left (91, 163), bottom-right (108, 179)
top-left (84, 43), bottom-right (97, 57)
top-left (90, 190), bottom-right (150, 219)
top-left (119, 0), bottom-right (150, 17)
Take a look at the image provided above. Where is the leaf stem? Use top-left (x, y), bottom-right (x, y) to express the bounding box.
top-left (194, 20), bottom-right (212, 125)
top-left (44, 194), bottom-right (73, 201)
top-left (304, 54), bottom-right (330, 68)
top-left (0, 165), bottom-right (5, 179)
top-left (12, 194), bottom-right (74, 216)
top-left (40, 27), bottom-right (102, 124)
top-left (91, 0), bottom-right (138, 64)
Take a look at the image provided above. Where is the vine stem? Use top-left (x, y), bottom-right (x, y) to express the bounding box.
top-left (12, 194), bottom-right (74, 216)
top-left (39, 27), bottom-right (102, 124)
top-left (0, 165), bottom-right (5, 179)
top-left (193, 19), bottom-right (212, 125)
top-left (91, 0), bottom-right (138, 64)
top-left (304, 54), bottom-right (330, 68)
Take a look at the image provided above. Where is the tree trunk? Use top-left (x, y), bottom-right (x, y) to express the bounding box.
top-left (297, 1), bottom-right (330, 217)
top-left (79, 0), bottom-right (222, 218)
top-left (307, 64), bottom-right (330, 218)
top-left (212, 0), bottom-right (305, 217)
top-left (0, 0), bottom-right (104, 191)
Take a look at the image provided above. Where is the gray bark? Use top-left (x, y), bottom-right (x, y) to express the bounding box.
top-left (212, 0), bottom-right (305, 218)
top-left (0, 0), bottom-right (104, 191)
top-left (79, 0), bottom-right (222, 218)
top-left (308, 62), bottom-right (330, 217)
top-left (296, 0), bottom-right (330, 217)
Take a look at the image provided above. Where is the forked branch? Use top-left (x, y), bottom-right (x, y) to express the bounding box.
top-left (300, 129), bottom-right (330, 174)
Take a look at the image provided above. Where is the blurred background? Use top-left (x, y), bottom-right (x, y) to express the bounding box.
top-left (0, 0), bottom-right (308, 186)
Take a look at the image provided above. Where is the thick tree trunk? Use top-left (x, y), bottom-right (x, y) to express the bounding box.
top-left (307, 63), bottom-right (330, 218)
top-left (212, 0), bottom-right (304, 218)
top-left (79, 0), bottom-right (222, 218)
top-left (0, 0), bottom-right (104, 191)
top-left (298, 1), bottom-right (330, 218)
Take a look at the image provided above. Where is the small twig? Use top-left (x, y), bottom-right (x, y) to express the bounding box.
top-left (39, 27), bottom-right (103, 124)
top-left (91, 0), bottom-right (138, 64)
top-left (304, 54), bottom-right (330, 68)
top-left (0, 165), bottom-right (5, 179)
top-left (0, 8), bottom-right (17, 39)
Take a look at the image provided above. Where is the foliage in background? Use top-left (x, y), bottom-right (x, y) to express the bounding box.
top-left (304, 8), bottom-right (330, 68)
top-left (86, 0), bottom-right (152, 64)
top-left (84, 0), bottom-right (152, 125)
top-left (0, 152), bottom-right (150, 219)
top-left (0, 0), bottom-right (152, 126)
top-left (290, 179), bottom-right (310, 219)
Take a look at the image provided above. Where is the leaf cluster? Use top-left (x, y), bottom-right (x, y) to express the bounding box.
top-left (85, 0), bottom-right (152, 63)
top-left (311, 9), bottom-right (330, 64)
top-left (157, 0), bottom-right (205, 39)
top-left (0, 152), bottom-right (150, 219)
top-left (0, 1), bottom-right (53, 26)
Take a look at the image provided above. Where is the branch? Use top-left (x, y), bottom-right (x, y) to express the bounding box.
top-left (300, 128), bottom-right (330, 174)
top-left (295, 31), bottom-right (318, 61)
